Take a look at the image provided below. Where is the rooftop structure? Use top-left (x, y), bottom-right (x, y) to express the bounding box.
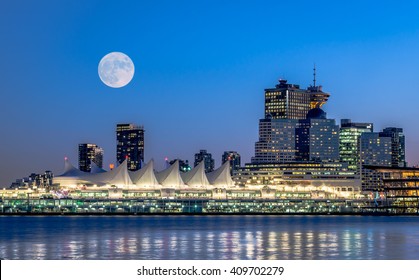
top-left (53, 158), bottom-right (235, 190)
top-left (264, 74), bottom-right (330, 120)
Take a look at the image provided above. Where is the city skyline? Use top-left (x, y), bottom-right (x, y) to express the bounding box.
top-left (1, 0), bottom-right (419, 187)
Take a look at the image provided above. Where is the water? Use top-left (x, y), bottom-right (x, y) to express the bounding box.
top-left (1, 215), bottom-right (419, 260)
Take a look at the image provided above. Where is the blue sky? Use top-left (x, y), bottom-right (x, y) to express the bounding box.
top-left (1, 0), bottom-right (419, 187)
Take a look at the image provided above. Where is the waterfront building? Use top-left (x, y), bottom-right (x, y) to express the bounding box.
top-left (252, 118), bottom-right (299, 163)
top-left (116, 123), bottom-right (144, 171)
top-left (234, 162), bottom-right (361, 199)
top-left (0, 194), bottom-right (367, 214)
top-left (53, 158), bottom-right (234, 189)
top-left (194, 150), bottom-right (214, 173)
top-left (379, 127), bottom-right (406, 167)
top-left (47, 158), bottom-right (361, 200)
top-left (364, 165), bottom-right (419, 214)
top-left (222, 151), bottom-right (241, 175)
top-left (360, 132), bottom-right (392, 191)
top-left (27, 157), bottom-right (362, 202)
top-left (78, 143), bottom-right (104, 172)
top-left (339, 119), bottom-right (373, 173)
top-left (250, 78), bottom-right (343, 191)
top-left (295, 108), bottom-right (340, 162)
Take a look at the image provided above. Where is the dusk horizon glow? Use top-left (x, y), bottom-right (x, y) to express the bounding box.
top-left (1, 0), bottom-right (419, 187)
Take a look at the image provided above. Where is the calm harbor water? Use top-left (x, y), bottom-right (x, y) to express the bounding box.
top-left (1, 215), bottom-right (419, 260)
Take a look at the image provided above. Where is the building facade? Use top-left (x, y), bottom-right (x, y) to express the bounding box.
top-left (339, 119), bottom-right (373, 173)
top-left (379, 127), bottom-right (406, 167)
top-left (194, 150), bottom-right (214, 173)
top-left (254, 77), bottom-right (335, 164)
top-left (10, 171), bottom-right (54, 190)
top-left (252, 119), bottom-right (299, 163)
top-left (264, 79), bottom-right (330, 120)
top-left (252, 111), bottom-right (339, 164)
top-left (364, 166), bottom-right (419, 214)
top-left (360, 132), bottom-right (392, 191)
top-left (264, 79), bottom-right (311, 119)
top-left (78, 143), bottom-right (104, 172)
top-left (295, 109), bottom-right (339, 162)
top-left (222, 151), bottom-right (241, 175)
top-left (116, 123), bottom-right (145, 171)
top-left (234, 162), bottom-right (361, 199)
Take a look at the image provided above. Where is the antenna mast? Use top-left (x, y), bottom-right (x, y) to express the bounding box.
top-left (313, 64), bottom-right (316, 87)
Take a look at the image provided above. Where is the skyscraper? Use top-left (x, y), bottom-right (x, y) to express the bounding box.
top-left (116, 123), bottom-right (144, 171)
top-left (265, 79), bottom-right (311, 119)
top-left (264, 77), bottom-right (329, 120)
top-left (295, 108), bottom-right (340, 162)
top-left (339, 119), bottom-right (373, 173)
top-left (252, 108), bottom-right (339, 163)
top-left (194, 150), bottom-right (214, 173)
top-left (222, 151), bottom-right (241, 175)
top-left (379, 127), bottom-right (406, 167)
top-left (78, 143), bottom-right (104, 172)
top-left (255, 74), bottom-right (334, 163)
top-left (360, 132), bottom-right (392, 190)
top-left (252, 118), bottom-right (299, 163)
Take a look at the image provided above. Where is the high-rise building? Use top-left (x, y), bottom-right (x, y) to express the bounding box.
top-left (360, 132), bottom-right (392, 191)
top-left (252, 109), bottom-right (339, 163)
top-left (295, 108), bottom-right (340, 162)
top-left (379, 127), bottom-right (406, 167)
top-left (339, 119), bottom-right (373, 173)
top-left (78, 143), bottom-right (104, 172)
top-left (265, 79), bottom-right (310, 119)
top-left (222, 151), bottom-right (241, 175)
top-left (252, 118), bottom-right (299, 163)
top-left (255, 74), bottom-right (334, 163)
top-left (194, 150), bottom-right (214, 173)
top-left (264, 77), bottom-right (329, 120)
top-left (116, 123), bottom-right (144, 171)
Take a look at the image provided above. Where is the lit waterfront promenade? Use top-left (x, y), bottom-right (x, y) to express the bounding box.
top-left (0, 197), bottom-right (384, 215)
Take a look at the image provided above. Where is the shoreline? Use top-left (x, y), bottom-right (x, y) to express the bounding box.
top-left (1, 212), bottom-right (418, 216)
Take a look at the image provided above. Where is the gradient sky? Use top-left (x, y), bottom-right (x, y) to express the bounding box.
top-left (1, 0), bottom-right (419, 187)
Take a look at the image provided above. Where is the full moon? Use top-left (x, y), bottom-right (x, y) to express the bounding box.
top-left (98, 52), bottom-right (135, 88)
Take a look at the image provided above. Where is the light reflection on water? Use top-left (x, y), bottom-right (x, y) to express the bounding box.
top-left (1, 216), bottom-right (419, 260)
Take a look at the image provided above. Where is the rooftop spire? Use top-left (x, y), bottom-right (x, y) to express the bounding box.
top-left (313, 63), bottom-right (316, 87)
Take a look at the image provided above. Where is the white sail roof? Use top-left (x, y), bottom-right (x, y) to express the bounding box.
top-left (107, 159), bottom-right (133, 186)
top-left (55, 158), bottom-right (234, 189)
top-left (206, 161), bottom-right (235, 187)
top-left (54, 158), bottom-right (89, 186)
top-left (181, 160), bottom-right (210, 187)
top-left (59, 158), bottom-right (87, 177)
top-left (130, 159), bottom-right (159, 187)
top-left (155, 160), bottom-right (185, 187)
top-left (80, 159), bottom-right (132, 186)
top-left (91, 162), bottom-right (106, 173)
top-left (81, 170), bottom-right (110, 185)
